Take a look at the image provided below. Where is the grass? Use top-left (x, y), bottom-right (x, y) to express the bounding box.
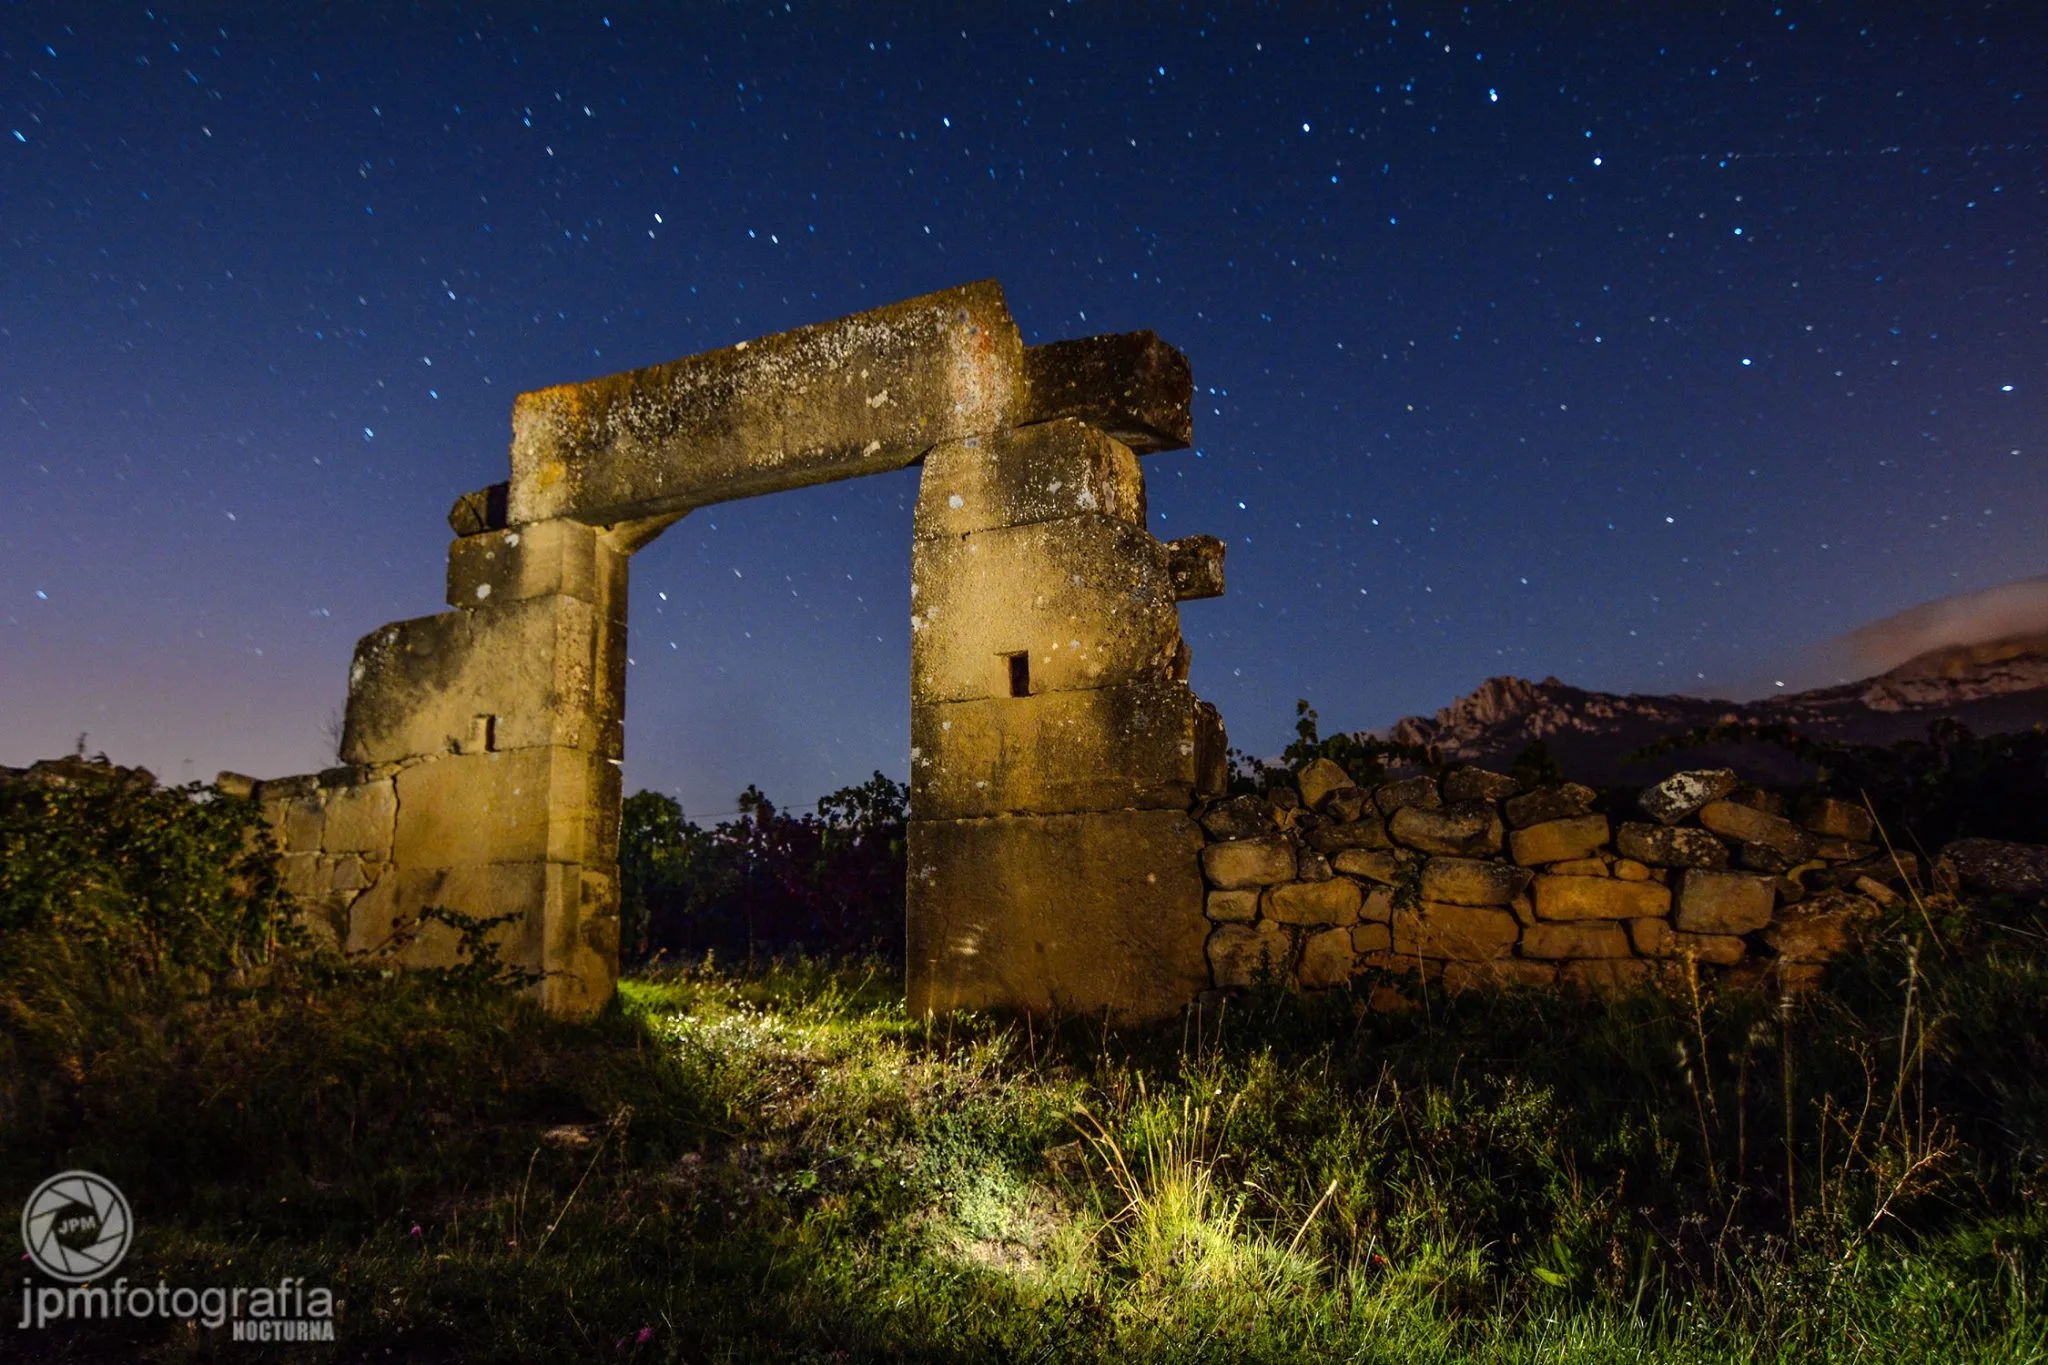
top-left (5, 930), bottom-right (2048, 1361)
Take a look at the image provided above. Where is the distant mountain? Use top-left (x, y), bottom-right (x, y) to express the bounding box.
top-left (1374, 633), bottom-right (2048, 787)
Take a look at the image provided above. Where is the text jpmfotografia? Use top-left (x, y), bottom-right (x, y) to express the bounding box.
top-left (17, 1276), bottom-right (336, 1341)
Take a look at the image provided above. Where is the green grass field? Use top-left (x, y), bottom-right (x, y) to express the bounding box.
top-left (6, 932), bottom-right (2047, 1362)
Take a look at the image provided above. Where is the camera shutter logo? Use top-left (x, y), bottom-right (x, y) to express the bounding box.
top-left (21, 1171), bottom-right (132, 1281)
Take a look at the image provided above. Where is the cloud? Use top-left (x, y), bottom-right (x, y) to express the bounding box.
top-left (1837, 575), bottom-right (2048, 674)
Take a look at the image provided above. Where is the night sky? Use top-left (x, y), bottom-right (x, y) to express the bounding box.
top-left (4, 4), bottom-right (2043, 818)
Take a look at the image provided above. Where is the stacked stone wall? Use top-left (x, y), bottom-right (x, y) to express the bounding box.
top-left (1196, 760), bottom-right (1912, 1003)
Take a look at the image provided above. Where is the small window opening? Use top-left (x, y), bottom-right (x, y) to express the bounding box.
top-left (468, 713), bottom-right (498, 753)
top-left (1006, 652), bottom-right (1031, 698)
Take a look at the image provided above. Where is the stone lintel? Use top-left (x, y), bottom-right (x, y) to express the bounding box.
top-left (905, 808), bottom-right (1209, 1023)
top-left (1020, 330), bottom-right (1193, 454)
top-left (911, 678), bottom-right (1225, 819)
top-left (508, 280), bottom-right (1028, 526)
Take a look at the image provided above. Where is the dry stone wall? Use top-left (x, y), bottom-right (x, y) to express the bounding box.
top-left (1196, 760), bottom-right (1911, 1002)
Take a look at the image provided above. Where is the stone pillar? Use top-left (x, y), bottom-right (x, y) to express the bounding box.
top-left (331, 515), bottom-right (629, 1016)
top-left (905, 418), bottom-right (1226, 1022)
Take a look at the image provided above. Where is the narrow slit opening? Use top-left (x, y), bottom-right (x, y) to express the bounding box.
top-left (1007, 652), bottom-right (1030, 698)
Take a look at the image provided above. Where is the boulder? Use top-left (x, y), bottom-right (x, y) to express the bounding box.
top-left (1697, 800), bottom-right (1815, 863)
top-left (1508, 815), bottom-right (1611, 866)
top-left (1321, 787), bottom-right (1371, 823)
top-left (1672, 869), bottom-right (1777, 935)
top-left (1941, 838), bottom-right (2048, 898)
top-left (1799, 796), bottom-right (1876, 842)
top-left (1263, 878), bottom-right (1362, 927)
top-left (1201, 837), bottom-right (1296, 889)
top-left (1762, 890), bottom-right (1882, 962)
top-left (1331, 848), bottom-right (1407, 883)
top-left (1443, 767), bottom-right (1520, 803)
top-left (1205, 889), bottom-right (1260, 923)
top-left (1199, 795), bottom-right (1277, 841)
top-left (1392, 902), bottom-right (1521, 960)
top-left (1628, 917), bottom-right (1746, 964)
top-left (1613, 858), bottom-right (1653, 882)
top-left (1350, 921), bottom-right (1393, 954)
top-left (1531, 875), bottom-right (1671, 921)
top-left (1419, 856), bottom-right (1533, 906)
top-left (1520, 921), bottom-right (1633, 959)
top-left (1297, 927), bottom-right (1356, 988)
top-left (1207, 921), bottom-right (1293, 988)
top-left (1504, 783), bottom-right (1598, 829)
top-left (1297, 757), bottom-right (1354, 810)
top-left (1615, 822), bottom-right (1730, 870)
top-left (1304, 813), bottom-right (1392, 853)
top-left (1390, 800), bottom-right (1505, 856)
top-left (1638, 768), bottom-right (1737, 825)
top-left (1374, 774), bottom-right (1443, 816)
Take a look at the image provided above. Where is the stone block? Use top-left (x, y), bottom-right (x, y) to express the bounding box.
top-left (321, 778), bottom-right (396, 859)
top-left (393, 747), bottom-right (618, 869)
top-left (279, 852), bottom-right (322, 900)
top-left (1360, 886), bottom-right (1396, 922)
top-left (1201, 836), bottom-right (1296, 889)
top-left (1505, 784), bottom-right (1596, 829)
top-left (1443, 767), bottom-right (1520, 803)
top-left (1444, 959), bottom-right (1559, 992)
top-left (1207, 920), bottom-right (1293, 989)
top-left (1296, 849), bottom-right (1334, 882)
top-left (909, 514), bottom-right (1184, 703)
top-left (1613, 858), bottom-right (1653, 881)
top-left (1420, 856), bottom-right (1532, 906)
top-left (1531, 874), bottom-right (1671, 921)
top-left (1942, 838), bottom-right (2048, 897)
top-left (1199, 795), bottom-right (1276, 841)
top-left (1560, 959), bottom-right (1653, 996)
top-left (1638, 768), bottom-right (1737, 825)
top-left (906, 809), bottom-right (1209, 1022)
top-left (1296, 757), bottom-right (1353, 810)
top-left (1205, 889), bottom-right (1260, 923)
top-left (1800, 796), bottom-right (1876, 842)
top-left (911, 678), bottom-right (1223, 818)
top-left (1164, 535), bottom-right (1226, 601)
top-left (1520, 921), bottom-right (1633, 959)
top-left (1549, 857), bottom-right (1610, 877)
top-left (1698, 800), bottom-right (1815, 862)
top-left (1320, 787), bottom-right (1369, 823)
top-left (1305, 815), bottom-right (1392, 853)
top-left (341, 595), bottom-right (619, 763)
top-left (509, 280), bottom-right (1028, 525)
top-left (1297, 927), bottom-right (1355, 989)
top-left (914, 420), bottom-right (1146, 540)
top-left (1672, 869), bottom-right (1777, 935)
top-left (447, 481), bottom-right (510, 537)
top-left (1615, 822), bottom-right (1731, 870)
top-left (1390, 801), bottom-right (1504, 856)
top-left (1392, 902), bottom-right (1520, 960)
top-left (1813, 838), bottom-right (1879, 863)
top-left (1262, 877), bottom-right (1362, 926)
top-left (1351, 921), bottom-right (1393, 954)
top-left (445, 518), bottom-right (624, 612)
top-left (1020, 329), bottom-right (1194, 454)
top-left (1509, 815), bottom-right (1611, 866)
top-left (1762, 890), bottom-right (1882, 962)
top-left (1374, 775), bottom-right (1441, 815)
top-left (1331, 848), bottom-right (1406, 883)
top-left (282, 792), bottom-right (325, 854)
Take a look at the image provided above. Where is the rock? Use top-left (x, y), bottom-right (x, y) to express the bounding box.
top-left (1392, 902), bottom-right (1521, 960)
top-left (1853, 876), bottom-right (1903, 908)
top-left (1359, 886), bottom-right (1396, 922)
top-left (1762, 890), bottom-right (1882, 962)
top-left (1374, 775), bottom-right (1442, 816)
top-left (1812, 853), bottom-right (1919, 892)
top-left (1727, 785), bottom-right (1788, 815)
top-left (1941, 838), bottom-right (2048, 898)
top-left (1443, 959), bottom-right (1559, 992)
top-left (1199, 795), bottom-right (1277, 841)
top-left (1207, 921), bottom-right (1293, 988)
top-left (1698, 800), bottom-right (1815, 862)
top-left (1296, 849), bottom-right (1334, 882)
top-left (1420, 856), bottom-right (1533, 907)
top-left (1360, 953), bottom-right (1442, 982)
top-left (1672, 869), bottom-right (1777, 935)
top-left (1297, 927), bottom-right (1356, 988)
top-left (1297, 757), bottom-right (1354, 810)
top-left (1549, 857), bottom-right (1611, 877)
top-left (1331, 848), bottom-right (1407, 883)
top-left (1509, 891), bottom-right (1538, 927)
top-left (1531, 875), bottom-right (1671, 921)
top-left (1321, 787), bottom-right (1370, 823)
top-left (1613, 858), bottom-right (1653, 882)
top-left (1351, 921), bottom-right (1393, 954)
top-left (1799, 796), bottom-right (1876, 842)
top-left (1638, 768), bottom-right (1738, 825)
top-left (1560, 959), bottom-right (1654, 996)
top-left (1164, 534), bottom-right (1227, 601)
top-left (1269, 785), bottom-right (1303, 812)
top-left (1504, 783), bottom-right (1598, 829)
top-left (1263, 878), bottom-right (1362, 927)
top-left (1443, 767), bottom-right (1521, 803)
top-left (1509, 815), bottom-right (1611, 866)
top-left (215, 771), bottom-right (259, 800)
top-left (1629, 917), bottom-right (1746, 964)
top-left (1812, 838), bottom-right (1879, 863)
top-left (1304, 814), bottom-right (1392, 853)
top-left (1205, 889), bottom-right (1260, 923)
top-left (1201, 837), bottom-right (1297, 889)
top-left (1615, 822), bottom-right (1731, 870)
top-left (1520, 921), bottom-right (1633, 959)
top-left (1390, 801), bottom-right (1505, 856)
top-left (1739, 842), bottom-right (1796, 874)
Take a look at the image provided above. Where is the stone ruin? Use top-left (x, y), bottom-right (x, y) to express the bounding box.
top-left (252, 281), bottom-right (1229, 1021)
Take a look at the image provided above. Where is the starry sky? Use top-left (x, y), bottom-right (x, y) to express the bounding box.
top-left (3, 3), bottom-right (2043, 817)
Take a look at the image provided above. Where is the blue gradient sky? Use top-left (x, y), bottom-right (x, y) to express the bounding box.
top-left (3, 3), bottom-right (2043, 817)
